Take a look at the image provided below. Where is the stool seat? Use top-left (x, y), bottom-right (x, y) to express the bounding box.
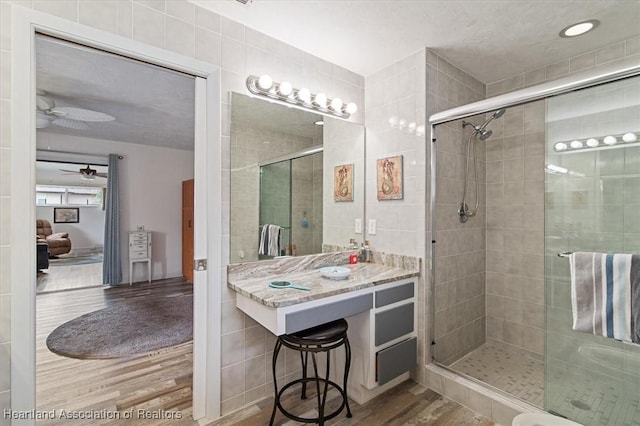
top-left (270, 318), bottom-right (352, 425)
top-left (282, 318), bottom-right (348, 345)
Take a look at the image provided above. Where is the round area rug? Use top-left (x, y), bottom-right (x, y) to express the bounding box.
top-left (46, 295), bottom-right (193, 359)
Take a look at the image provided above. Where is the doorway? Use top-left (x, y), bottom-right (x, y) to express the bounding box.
top-left (10, 8), bottom-right (222, 421)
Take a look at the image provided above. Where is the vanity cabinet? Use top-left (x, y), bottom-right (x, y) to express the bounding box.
top-left (345, 278), bottom-right (416, 395)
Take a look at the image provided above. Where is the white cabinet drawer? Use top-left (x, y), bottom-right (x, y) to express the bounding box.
top-left (130, 250), bottom-right (148, 259)
top-left (130, 244), bottom-right (147, 251)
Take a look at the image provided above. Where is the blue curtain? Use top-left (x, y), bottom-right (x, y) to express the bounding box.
top-left (103, 154), bottom-right (122, 285)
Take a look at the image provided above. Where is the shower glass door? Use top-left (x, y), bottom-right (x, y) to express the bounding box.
top-left (545, 74), bottom-right (640, 424)
top-left (259, 159), bottom-right (291, 258)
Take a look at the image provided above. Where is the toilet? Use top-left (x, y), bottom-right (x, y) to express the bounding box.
top-left (512, 413), bottom-right (584, 426)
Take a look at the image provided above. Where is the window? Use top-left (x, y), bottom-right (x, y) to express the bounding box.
top-left (36, 185), bottom-right (103, 206)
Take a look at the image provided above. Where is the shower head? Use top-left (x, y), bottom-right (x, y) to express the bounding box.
top-left (478, 129), bottom-right (493, 140)
top-left (478, 108), bottom-right (507, 132)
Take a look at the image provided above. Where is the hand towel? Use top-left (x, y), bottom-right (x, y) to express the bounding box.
top-left (570, 252), bottom-right (640, 344)
top-left (259, 224), bottom-right (269, 256)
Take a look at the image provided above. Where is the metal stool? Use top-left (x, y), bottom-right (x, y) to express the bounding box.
top-left (269, 318), bottom-right (352, 425)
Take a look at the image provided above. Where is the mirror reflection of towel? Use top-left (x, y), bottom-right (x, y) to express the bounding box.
top-left (259, 224), bottom-right (281, 257)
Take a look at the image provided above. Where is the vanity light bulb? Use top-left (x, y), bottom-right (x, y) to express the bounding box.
top-left (297, 88), bottom-right (311, 103)
top-left (603, 135), bottom-right (617, 145)
top-left (345, 103), bottom-right (358, 114)
top-left (257, 74), bottom-right (273, 91)
top-left (278, 81), bottom-right (293, 97)
top-left (314, 93), bottom-right (327, 108)
top-left (623, 132), bottom-right (638, 143)
top-left (416, 125), bottom-right (426, 136)
top-left (586, 138), bottom-right (599, 147)
top-left (330, 97), bottom-right (343, 111)
top-left (408, 122), bottom-right (417, 132)
top-left (554, 142), bottom-right (568, 151)
top-left (570, 140), bottom-right (583, 149)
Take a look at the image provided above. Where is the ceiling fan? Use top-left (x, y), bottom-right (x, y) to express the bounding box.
top-left (59, 165), bottom-right (108, 180)
top-left (36, 89), bottom-right (116, 130)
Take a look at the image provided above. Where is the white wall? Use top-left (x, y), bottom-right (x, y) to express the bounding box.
top-left (37, 132), bottom-right (193, 282)
top-left (36, 205), bottom-right (105, 252)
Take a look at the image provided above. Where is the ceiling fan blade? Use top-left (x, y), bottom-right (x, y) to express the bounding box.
top-left (95, 173), bottom-right (109, 178)
top-left (36, 95), bottom-right (55, 111)
top-left (53, 107), bottom-right (115, 122)
top-left (59, 169), bottom-right (81, 173)
top-left (52, 118), bottom-right (89, 130)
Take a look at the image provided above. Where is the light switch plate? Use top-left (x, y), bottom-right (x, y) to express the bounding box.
top-left (368, 219), bottom-right (377, 235)
top-left (355, 218), bottom-right (362, 234)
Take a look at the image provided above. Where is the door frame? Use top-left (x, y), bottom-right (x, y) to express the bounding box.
top-left (10, 6), bottom-right (222, 423)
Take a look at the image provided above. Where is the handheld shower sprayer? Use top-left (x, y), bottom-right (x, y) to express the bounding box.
top-left (458, 108), bottom-right (506, 223)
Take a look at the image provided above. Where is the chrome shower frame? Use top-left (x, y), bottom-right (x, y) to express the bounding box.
top-left (428, 59), bottom-right (640, 370)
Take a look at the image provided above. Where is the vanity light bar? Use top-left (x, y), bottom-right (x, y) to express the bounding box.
top-left (553, 132), bottom-right (639, 152)
top-left (246, 75), bottom-right (358, 119)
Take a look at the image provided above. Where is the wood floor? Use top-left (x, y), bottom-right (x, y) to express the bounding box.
top-left (212, 380), bottom-right (496, 426)
top-left (36, 277), bottom-right (195, 425)
top-left (36, 279), bottom-right (495, 425)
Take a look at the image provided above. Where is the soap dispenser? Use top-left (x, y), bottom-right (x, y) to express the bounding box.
top-left (364, 240), bottom-right (372, 263)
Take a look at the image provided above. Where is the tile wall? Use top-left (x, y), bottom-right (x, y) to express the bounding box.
top-left (364, 50), bottom-right (428, 382)
top-left (0, 0), bottom-right (365, 420)
top-left (427, 50), bottom-right (487, 365)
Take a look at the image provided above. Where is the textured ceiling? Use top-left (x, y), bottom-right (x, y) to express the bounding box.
top-left (194, 0), bottom-right (640, 82)
top-left (36, 35), bottom-right (195, 149)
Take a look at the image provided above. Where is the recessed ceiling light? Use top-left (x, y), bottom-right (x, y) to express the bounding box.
top-left (560, 20), bottom-right (599, 38)
top-left (314, 120), bottom-right (324, 126)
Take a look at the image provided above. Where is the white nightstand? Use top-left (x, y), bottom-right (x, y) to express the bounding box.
top-left (129, 231), bottom-right (152, 285)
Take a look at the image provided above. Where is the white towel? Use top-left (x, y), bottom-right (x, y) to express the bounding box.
top-left (570, 252), bottom-right (640, 343)
top-left (258, 224), bottom-right (281, 257)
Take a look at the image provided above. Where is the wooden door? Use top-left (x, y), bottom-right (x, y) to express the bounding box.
top-left (182, 179), bottom-right (194, 283)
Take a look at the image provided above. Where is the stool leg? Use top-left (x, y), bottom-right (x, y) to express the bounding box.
top-left (320, 346), bottom-right (331, 422)
top-left (311, 352), bottom-right (324, 426)
top-left (343, 337), bottom-right (353, 417)
top-left (269, 339), bottom-right (283, 426)
top-left (300, 350), bottom-right (308, 400)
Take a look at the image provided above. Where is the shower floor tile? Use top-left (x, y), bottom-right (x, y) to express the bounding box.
top-left (449, 342), bottom-right (544, 407)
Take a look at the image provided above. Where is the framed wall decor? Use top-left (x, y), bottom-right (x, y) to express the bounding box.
top-left (334, 163), bottom-right (354, 202)
top-left (377, 155), bottom-right (403, 200)
top-left (54, 207), bottom-right (79, 223)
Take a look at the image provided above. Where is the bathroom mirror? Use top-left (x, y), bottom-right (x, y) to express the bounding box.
top-left (230, 92), bottom-right (365, 263)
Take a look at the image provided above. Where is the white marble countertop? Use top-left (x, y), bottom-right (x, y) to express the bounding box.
top-left (227, 262), bottom-right (420, 308)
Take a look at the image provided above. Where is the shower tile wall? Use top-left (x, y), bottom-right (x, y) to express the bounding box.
top-left (480, 36), bottom-right (639, 360)
top-left (230, 122), bottom-right (318, 263)
top-left (483, 101), bottom-right (546, 356)
top-left (428, 50), bottom-right (487, 365)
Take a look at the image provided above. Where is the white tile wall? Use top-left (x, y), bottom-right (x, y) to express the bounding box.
top-left (0, 0), bottom-right (364, 418)
top-left (364, 49), bottom-right (428, 383)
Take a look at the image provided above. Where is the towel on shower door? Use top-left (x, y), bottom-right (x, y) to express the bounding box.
top-left (258, 224), bottom-right (282, 257)
top-left (570, 252), bottom-right (640, 344)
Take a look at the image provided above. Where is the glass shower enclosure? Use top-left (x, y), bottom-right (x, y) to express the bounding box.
top-left (430, 64), bottom-right (640, 425)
